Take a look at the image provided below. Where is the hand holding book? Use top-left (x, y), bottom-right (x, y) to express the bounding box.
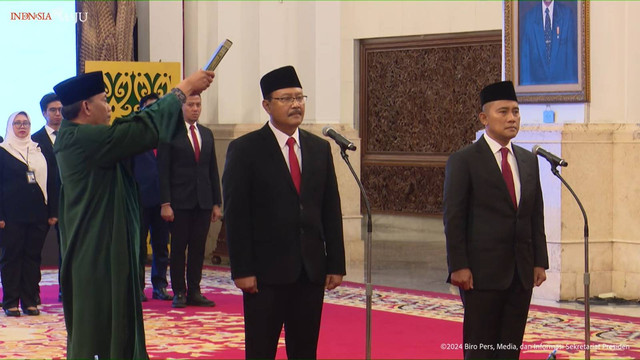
top-left (203, 39), bottom-right (233, 71)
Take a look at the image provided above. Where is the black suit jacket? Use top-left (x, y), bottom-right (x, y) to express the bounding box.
top-left (222, 124), bottom-right (346, 285)
top-left (0, 147), bottom-right (58, 222)
top-left (443, 136), bottom-right (549, 290)
top-left (158, 123), bottom-right (221, 210)
top-left (132, 150), bottom-right (161, 208)
top-left (32, 126), bottom-right (61, 191)
top-left (31, 127), bottom-right (53, 155)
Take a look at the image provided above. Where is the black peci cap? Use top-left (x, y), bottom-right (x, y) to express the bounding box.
top-left (480, 80), bottom-right (518, 106)
top-left (260, 65), bottom-right (302, 99)
top-left (54, 71), bottom-right (106, 106)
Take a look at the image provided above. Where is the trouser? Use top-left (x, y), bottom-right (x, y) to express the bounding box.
top-left (243, 272), bottom-right (325, 360)
top-left (0, 221), bottom-right (48, 310)
top-left (459, 274), bottom-right (533, 359)
top-left (169, 208), bottom-right (210, 295)
top-left (139, 204), bottom-right (170, 290)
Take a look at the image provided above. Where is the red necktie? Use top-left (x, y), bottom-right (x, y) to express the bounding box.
top-left (190, 124), bottom-right (200, 163)
top-left (286, 137), bottom-right (301, 194)
top-left (500, 147), bottom-right (517, 210)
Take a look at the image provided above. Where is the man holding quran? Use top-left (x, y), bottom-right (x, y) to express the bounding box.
top-left (54, 69), bottom-right (215, 360)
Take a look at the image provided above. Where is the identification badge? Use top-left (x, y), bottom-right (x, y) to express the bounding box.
top-left (27, 170), bottom-right (36, 184)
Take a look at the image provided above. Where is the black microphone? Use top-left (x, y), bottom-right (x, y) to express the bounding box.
top-left (532, 145), bottom-right (568, 167)
top-left (322, 126), bottom-right (357, 151)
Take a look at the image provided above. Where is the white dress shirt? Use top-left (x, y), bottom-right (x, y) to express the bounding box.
top-left (483, 133), bottom-right (521, 206)
top-left (45, 125), bottom-right (57, 145)
top-left (542, 0), bottom-right (555, 29)
top-left (268, 121), bottom-right (302, 173)
top-left (185, 121), bottom-right (202, 152)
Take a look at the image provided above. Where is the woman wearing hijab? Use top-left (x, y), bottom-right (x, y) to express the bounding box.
top-left (0, 111), bottom-right (58, 316)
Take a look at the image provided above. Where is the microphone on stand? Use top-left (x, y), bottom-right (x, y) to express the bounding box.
top-left (532, 145), bottom-right (568, 167)
top-left (322, 126), bottom-right (357, 151)
top-left (535, 144), bottom-right (591, 360)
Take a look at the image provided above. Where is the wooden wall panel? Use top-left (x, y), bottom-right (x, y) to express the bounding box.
top-left (359, 31), bottom-right (501, 215)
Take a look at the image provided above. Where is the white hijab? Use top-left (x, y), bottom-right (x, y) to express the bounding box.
top-left (0, 112), bottom-right (49, 204)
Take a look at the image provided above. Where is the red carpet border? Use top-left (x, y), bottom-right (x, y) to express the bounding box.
top-left (0, 267), bottom-right (639, 359)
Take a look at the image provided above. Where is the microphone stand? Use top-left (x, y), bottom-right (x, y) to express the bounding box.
top-left (549, 165), bottom-right (590, 360)
top-left (338, 146), bottom-right (373, 360)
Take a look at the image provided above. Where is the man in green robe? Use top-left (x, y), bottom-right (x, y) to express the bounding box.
top-left (53, 69), bottom-right (215, 359)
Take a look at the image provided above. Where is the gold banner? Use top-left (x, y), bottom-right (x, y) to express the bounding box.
top-left (85, 61), bottom-right (181, 121)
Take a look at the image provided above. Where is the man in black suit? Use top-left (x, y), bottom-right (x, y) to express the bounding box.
top-left (443, 81), bottom-right (549, 359)
top-left (158, 93), bottom-right (222, 308)
top-left (132, 93), bottom-right (172, 302)
top-left (223, 65), bottom-right (346, 359)
top-left (31, 93), bottom-right (63, 302)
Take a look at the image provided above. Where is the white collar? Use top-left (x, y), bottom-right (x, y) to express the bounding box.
top-left (483, 133), bottom-right (514, 155)
top-left (268, 121), bottom-right (300, 149)
top-left (45, 125), bottom-right (58, 135)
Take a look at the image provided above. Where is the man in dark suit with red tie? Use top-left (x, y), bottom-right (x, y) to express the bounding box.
top-left (222, 65), bottom-right (346, 359)
top-left (158, 93), bottom-right (222, 308)
top-left (443, 81), bottom-right (549, 359)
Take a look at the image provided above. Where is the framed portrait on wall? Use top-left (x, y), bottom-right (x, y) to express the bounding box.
top-left (505, 0), bottom-right (590, 103)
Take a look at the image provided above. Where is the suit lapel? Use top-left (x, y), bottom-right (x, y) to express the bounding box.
top-left (259, 125), bottom-right (299, 195)
top-left (532, 3), bottom-right (550, 74)
top-left (36, 128), bottom-right (54, 153)
top-left (513, 145), bottom-right (532, 212)
top-left (197, 124), bottom-right (210, 163)
top-left (299, 130), bottom-right (314, 195)
top-left (550, 4), bottom-right (564, 65)
top-left (43, 132), bottom-right (54, 151)
top-left (475, 137), bottom-right (517, 211)
top-left (179, 124), bottom-right (196, 163)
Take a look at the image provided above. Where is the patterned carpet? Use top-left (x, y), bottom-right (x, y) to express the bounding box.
top-left (0, 267), bottom-right (639, 359)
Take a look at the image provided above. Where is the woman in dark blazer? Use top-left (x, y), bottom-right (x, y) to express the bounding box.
top-left (0, 111), bottom-right (58, 316)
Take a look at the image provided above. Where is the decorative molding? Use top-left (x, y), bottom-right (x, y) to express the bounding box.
top-left (85, 61), bottom-right (181, 120)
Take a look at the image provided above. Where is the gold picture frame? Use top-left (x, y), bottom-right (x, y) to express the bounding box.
top-left (505, 0), bottom-right (590, 103)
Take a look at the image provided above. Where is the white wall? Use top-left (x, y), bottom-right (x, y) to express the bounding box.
top-left (590, 1), bottom-right (640, 124)
top-left (136, 1), bottom-right (183, 66)
top-left (176, 2), bottom-right (342, 127)
top-left (139, 1), bottom-right (640, 127)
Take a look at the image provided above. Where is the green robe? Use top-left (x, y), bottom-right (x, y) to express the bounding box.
top-left (55, 93), bottom-right (182, 359)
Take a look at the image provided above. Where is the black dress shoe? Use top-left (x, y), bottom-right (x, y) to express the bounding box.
top-left (4, 308), bottom-right (20, 317)
top-left (23, 307), bottom-right (40, 316)
top-left (152, 287), bottom-right (172, 301)
top-left (172, 292), bottom-right (187, 308)
top-left (186, 293), bottom-right (215, 307)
